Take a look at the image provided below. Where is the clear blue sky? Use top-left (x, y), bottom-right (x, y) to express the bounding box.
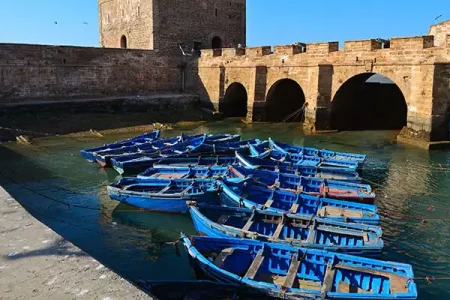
top-left (0, 0), bottom-right (449, 47)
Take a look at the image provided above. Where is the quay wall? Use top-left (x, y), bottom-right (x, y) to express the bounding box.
top-left (0, 43), bottom-right (184, 103)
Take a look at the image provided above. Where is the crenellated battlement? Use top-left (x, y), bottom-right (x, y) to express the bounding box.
top-left (390, 36), bottom-right (434, 50)
top-left (344, 39), bottom-right (382, 52)
top-left (246, 46), bottom-right (272, 57)
top-left (199, 35), bottom-right (449, 61)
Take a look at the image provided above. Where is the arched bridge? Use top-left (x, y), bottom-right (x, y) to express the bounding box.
top-left (189, 35), bottom-right (450, 148)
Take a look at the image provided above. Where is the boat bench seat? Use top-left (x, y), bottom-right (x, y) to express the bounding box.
top-left (334, 263), bottom-right (409, 294)
top-left (213, 248), bottom-right (235, 268)
top-left (321, 265), bottom-right (336, 294)
top-left (245, 250), bottom-right (265, 280)
top-left (317, 206), bottom-right (363, 218)
top-left (283, 254), bottom-right (304, 288)
top-left (290, 203), bottom-right (299, 213)
top-left (264, 199), bottom-right (274, 208)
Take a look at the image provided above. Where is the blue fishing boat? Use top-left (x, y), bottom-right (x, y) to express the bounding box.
top-left (228, 166), bottom-right (375, 203)
top-left (154, 155), bottom-right (238, 168)
top-left (188, 204), bottom-right (383, 257)
top-left (94, 136), bottom-right (184, 167)
top-left (269, 138), bottom-right (366, 164)
top-left (202, 134), bottom-right (241, 145)
top-left (139, 280), bottom-right (272, 300)
top-left (138, 166), bottom-right (230, 180)
top-left (111, 136), bottom-right (207, 175)
top-left (137, 165), bottom-right (372, 202)
top-left (181, 234), bottom-right (417, 299)
top-left (107, 178), bottom-right (220, 213)
top-left (219, 181), bottom-right (379, 224)
top-left (198, 138), bottom-right (262, 154)
top-left (236, 153), bottom-right (362, 182)
top-left (264, 151), bottom-right (360, 170)
top-left (80, 130), bottom-right (160, 162)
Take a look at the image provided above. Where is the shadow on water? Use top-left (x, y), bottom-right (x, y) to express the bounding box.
top-left (1, 121), bottom-right (450, 299)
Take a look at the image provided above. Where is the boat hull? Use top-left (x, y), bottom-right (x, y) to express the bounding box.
top-left (188, 205), bottom-right (383, 257)
top-left (182, 235), bottom-right (418, 300)
top-left (107, 186), bottom-right (218, 213)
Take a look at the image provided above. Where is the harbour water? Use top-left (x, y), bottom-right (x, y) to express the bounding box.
top-left (1, 118), bottom-right (449, 299)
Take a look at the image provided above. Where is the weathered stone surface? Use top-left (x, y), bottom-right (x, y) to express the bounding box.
top-left (188, 24), bottom-right (450, 145)
top-left (99, 0), bottom-right (246, 54)
top-left (0, 44), bottom-right (183, 101)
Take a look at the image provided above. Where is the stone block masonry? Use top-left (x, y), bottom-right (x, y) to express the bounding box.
top-left (0, 43), bottom-right (184, 102)
top-left (188, 30), bottom-right (450, 148)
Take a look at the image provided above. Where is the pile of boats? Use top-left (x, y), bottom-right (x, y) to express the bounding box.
top-left (81, 131), bottom-right (418, 300)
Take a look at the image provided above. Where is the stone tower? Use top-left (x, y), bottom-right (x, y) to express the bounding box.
top-left (99, 0), bottom-right (246, 53)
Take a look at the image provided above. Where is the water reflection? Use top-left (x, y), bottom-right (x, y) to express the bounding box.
top-left (0, 120), bottom-right (449, 299)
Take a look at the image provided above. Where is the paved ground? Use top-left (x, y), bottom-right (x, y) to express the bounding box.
top-left (0, 186), bottom-right (151, 300)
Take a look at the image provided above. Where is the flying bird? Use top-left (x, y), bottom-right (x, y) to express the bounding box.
top-left (54, 21), bottom-right (58, 25)
top-left (435, 14), bottom-right (443, 21)
top-left (82, 22), bottom-right (88, 25)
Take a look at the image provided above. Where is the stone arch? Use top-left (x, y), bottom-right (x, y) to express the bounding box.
top-left (220, 82), bottom-right (248, 117)
top-left (212, 36), bottom-right (223, 49)
top-left (264, 78), bottom-right (306, 122)
top-left (331, 73), bottom-right (407, 130)
top-left (120, 35), bottom-right (127, 49)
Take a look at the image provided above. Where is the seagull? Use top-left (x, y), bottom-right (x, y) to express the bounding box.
top-left (82, 22), bottom-right (88, 25)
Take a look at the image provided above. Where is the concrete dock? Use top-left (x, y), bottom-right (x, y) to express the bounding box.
top-left (0, 186), bottom-right (151, 300)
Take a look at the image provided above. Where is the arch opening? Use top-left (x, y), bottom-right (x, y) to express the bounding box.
top-left (331, 73), bottom-right (407, 130)
top-left (220, 83), bottom-right (248, 117)
top-left (212, 36), bottom-right (222, 49)
top-left (265, 79), bottom-right (306, 122)
top-left (120, 35), bottom-right (127, 49)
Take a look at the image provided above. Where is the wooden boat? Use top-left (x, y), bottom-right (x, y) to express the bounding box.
top-left (188, 204), bottom-right (383, 257)
top-left (228, 166), bottom-right (375, 203)
top-left (269, 138), bottom-right (366, 164)
top-left (249, 145), bottom-right (360, 170)
top-left (80, 130), bottom-right (160, 162)
top-left (154, 155), bottom-right (238, 168)
top-left (202, 134), bottom-right (241, 145)
top-left (236, 153), bottom-right (362, 182)
top-left (111, 136), bottom-right (207, 175)
top-left (264, 151), bottom-right (360, 170)
top-left (198, 138), bottom-right (262, 154)
top-left (94, 136), bottom-right (184, 167)
top-left (107, 178), bottom-right (221, 213)
top-left (219, 180), bottom-right (379, 224)
top-left (139, 280), bottom-right (272, 300)
top-left (181, 234), bottom-right (417, 299)
top-left (137, 165), bottom-right (372, 202)
top-left (138, 166), bottom-right (230, 180)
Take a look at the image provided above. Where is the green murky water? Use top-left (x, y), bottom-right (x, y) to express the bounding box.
top-left (1, 119), bottom-right (449, 299)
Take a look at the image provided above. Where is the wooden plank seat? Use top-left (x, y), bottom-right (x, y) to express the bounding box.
top-left (269, 218), bottom-right (285, 241)
top-left (245, 250), bottom-right (265, 280)
top-left (321, 264), bottom-right (337, 294)
top-left (317, 206), bottom-right (363, 218)
top-left (334, 264), bottom-right (409, 294)
top-left (153, 173), bottom-right (187, 179)
top-left (290, 203), bottom-right (299, 213)
top-left (213, 247), bottom-right (235, 268)
top-left (283, 254), bottom-right (304, 288)
top-left (242, 215), bottom-right (255, 232)
top-left (264, 199), bottom-right (274, 208)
